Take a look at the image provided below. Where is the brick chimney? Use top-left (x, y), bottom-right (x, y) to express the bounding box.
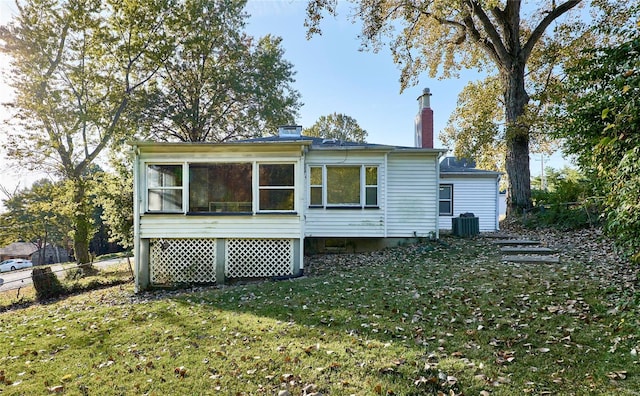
top-left (415, 88), bottom-right (434, 148)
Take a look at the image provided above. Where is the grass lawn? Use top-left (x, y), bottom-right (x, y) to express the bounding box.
top-left (0, 234), bottom-right (638, 395)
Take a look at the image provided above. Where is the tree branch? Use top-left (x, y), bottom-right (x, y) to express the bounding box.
top-left (522, 0), bottom-right (582, 62)
top-left (464, 1), bottom-right (510, 66)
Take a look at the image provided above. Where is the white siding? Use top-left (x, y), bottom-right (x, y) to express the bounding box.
top-left (304, 151), bottom-right (387, 237)
top-left (386, 152), bottom-right (439, 237)
top-left (140, 215), bottom-right (302, 239)
top-left (438, 175), bottom-right (499, 231)
top-left (136, 146), bottom-right (306, 241)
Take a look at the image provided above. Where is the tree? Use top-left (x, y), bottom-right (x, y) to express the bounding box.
top-left (0, 179), bottom-right (72, 260)
top-left (142, 0), bottom-right (301, 142)
top-left (95, 155), bottom-right (134, 250)
top-left (305, 0), bottom-right (613, 215)
top-left (304, 112), bottom-right (368, 143)
top-left (441, 76), bottom-right (505, 172)
top-left (0, 0), bottom-right (173, 266)
top-left (554, 17), bottom-right (640, 262)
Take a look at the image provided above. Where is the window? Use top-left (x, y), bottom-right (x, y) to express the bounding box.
top-left (309, 165), bottom-right (379, 208)
top-left (439, 184), bottom-right (453, 215)
top-left (309, 166), bottom-right (323, 206)
top-left (189, 163), bottom-right (252, 213)
top-left (365, 166), bottom-right (378, 206)
top-left (259, 164), bottom-right (295, 211)
top-left (327, 166), bottom-right (360, 205)
top-left (147, 165), bottom-right (183, 212)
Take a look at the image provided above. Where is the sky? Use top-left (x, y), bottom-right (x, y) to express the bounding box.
top-left (0, 0), bottom-right (569, 201)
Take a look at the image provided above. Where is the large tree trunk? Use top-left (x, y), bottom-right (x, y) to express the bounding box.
top-left (502, 63), bottom-right (532, 216)
top-left (71, 179), bottom-right (93, 269)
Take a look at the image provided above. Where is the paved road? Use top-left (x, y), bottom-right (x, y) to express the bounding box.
top-left (0, 257), bottom-right (131, 293)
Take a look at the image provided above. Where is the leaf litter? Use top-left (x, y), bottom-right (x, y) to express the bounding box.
top-left (0, 225), bottom-right (638, 394)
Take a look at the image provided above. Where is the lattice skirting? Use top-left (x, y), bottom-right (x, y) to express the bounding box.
top-left (150, 238), bottom-right (217, 284)
top-left (225, 238), bottom-right (294, 278)
top-left (148, 238), bottom-right (295, 285)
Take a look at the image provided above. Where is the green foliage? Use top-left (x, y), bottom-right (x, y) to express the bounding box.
top-left (0, 0), bottom-right (175, 264)
top-left (303, 112), bottom-right (368, 143)
top-left (0, 179), bottom-right (72, 251)
top-left (527, 167), bottom-right (600, 230)
top-left (442, 76), bottom-right (505, 172)
top-left (94, 157), bottom-right (134, 249)
top-left (553, 16), bottom-right (640, 262)
top-left (141, 0), bottom-right (301, 142)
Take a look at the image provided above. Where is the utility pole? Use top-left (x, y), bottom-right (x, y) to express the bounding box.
top-left (532, 154), bottom-right (547, 191)
top-left (540, 154), bottom-right (545, 191)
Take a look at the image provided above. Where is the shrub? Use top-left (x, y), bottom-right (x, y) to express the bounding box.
top-left (32, 267), bottom-right (66, 301)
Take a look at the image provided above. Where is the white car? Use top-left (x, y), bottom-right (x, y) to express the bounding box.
top-left (0, 258), bottom-right (33, 272)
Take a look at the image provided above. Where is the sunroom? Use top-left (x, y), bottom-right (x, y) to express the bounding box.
top-left (133, 141), bottom-right (309, 291)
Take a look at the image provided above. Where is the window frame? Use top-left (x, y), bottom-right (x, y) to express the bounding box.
top-left (257, 162), bottom-right (296, 213)
top-left (143, 160), bottom-right (298, 216)
top-left (188, 162), bottom-right (254, 214)
top-left (308, 164), bottom-right (380, 209)
top-left (439, 184), bottom-right (454, 216)
top-left (308, 166), bottom-right (324, 208)
top-left (145, 163), bottom-right (185, 213)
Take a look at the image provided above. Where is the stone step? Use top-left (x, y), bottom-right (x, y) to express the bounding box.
top-left (501, 255), bottom-right (561, 264)
top-left (492, 239), bottom-right (541, 246)
top-left (500, 247), bottom-right (557, 255)
top-left (481, 233), bottom-right (516, 239)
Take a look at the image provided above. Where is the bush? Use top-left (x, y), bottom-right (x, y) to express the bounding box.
top-left (527, 171), bottom-right (601, 230)
top-left (32, 267), bottom-right (66, 301)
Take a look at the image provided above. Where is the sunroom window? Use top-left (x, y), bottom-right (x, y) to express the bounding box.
top-left (189, 163), bottom-right (252, 213)
top-left (147, 165), bottom-right (183, 212)
top-left (309, 166), bottom-right (323, 206)
top-left (259, 164), bottom-right (295, 211)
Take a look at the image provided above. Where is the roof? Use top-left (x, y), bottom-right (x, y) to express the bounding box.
top-left (134, 135), bottom-right (447, 154)
top-left (0, 242), bottom-right (38, 257)
top-left (439, 156), bottom-right (502, 176)
top-left (236, 134), bottom-right (447, 153)
top-left (240, 135), bottom-right (393, 149)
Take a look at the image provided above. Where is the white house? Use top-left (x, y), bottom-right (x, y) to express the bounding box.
top-left (131, 88), bottom-right (503, 291)
top-left (438, 157), bottom-right (502, 232)
top-left (132, 89), bottom-right (446, 291)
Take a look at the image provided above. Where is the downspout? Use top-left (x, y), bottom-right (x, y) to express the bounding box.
top-left (435, 151), bottom-right (445, 239)
top-left (496, 175), bottom-right (501, 231)
top-left (383, 152), bottom-right (388, 238)
top-left (272, 270), bottom-right (304, 282)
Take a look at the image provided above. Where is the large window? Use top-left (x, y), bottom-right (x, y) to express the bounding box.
top-left (310, 165), bottom-right (378, 208)
top-left (147, 165), bottom-right (183, 212)
top-left (145, 161), bottom-right (296, 215)
top-left (439, 184), bottom-right (453, 215)
top-left (259, 164), bottom-right (295, 211)
top-left (327, 166), bottom-right (361, 205)
top-left (189, 163), bottom-right (252, 213)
